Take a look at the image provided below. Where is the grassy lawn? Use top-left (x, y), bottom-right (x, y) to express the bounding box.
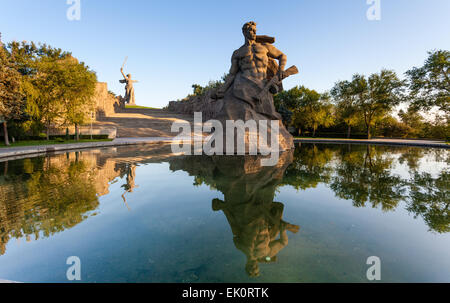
top-left (0, 139), bottom-right (113, 148)
top-left (125, 105), bottom-right (160, 109)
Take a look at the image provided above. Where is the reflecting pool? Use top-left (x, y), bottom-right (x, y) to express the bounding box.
top-left (0, 143), bottom-right (449, 282)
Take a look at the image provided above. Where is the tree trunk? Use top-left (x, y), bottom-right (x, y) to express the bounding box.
top-left (347, 125), bottom-right (351, 139)
top-left (312, 127), bottom-right (316, 138)
top-left (367, 126), bottom-right (371, 139)
top-left (3, 122), bottom-right (10, 146)
top-left (75, 124), bottom-right (79, 141)
top-left (46, 121), bottom-right (50, 140)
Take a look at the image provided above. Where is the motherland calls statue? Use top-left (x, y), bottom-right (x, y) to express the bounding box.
top-left (120, 61), bottom-right (138, 105)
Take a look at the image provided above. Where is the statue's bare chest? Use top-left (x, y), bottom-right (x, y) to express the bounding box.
top-left (237, 44), bottom-right (269, 65)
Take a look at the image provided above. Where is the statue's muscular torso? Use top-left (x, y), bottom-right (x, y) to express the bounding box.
top-left (215, 40), bottom-right (286, 98)
top-left (233, 42), bottom-right (271, 80)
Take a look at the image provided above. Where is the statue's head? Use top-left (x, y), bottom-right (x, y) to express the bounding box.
top-left (127, 74), bottom-right (132, 79)
top-left (242, 21), bottom-right (257, 41)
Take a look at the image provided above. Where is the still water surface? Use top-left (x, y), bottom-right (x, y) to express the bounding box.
top-left (0, 143), bottom-right (448, 282)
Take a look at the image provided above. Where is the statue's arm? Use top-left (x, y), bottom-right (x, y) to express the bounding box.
top-left (265, 44), bottom-right (287, 75)
top-left (120, 68), bottom-right (128, 80)
top-left (269, 230), bottom-right (288, 255)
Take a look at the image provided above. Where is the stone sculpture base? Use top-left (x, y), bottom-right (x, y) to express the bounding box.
top-left (169, 88), bottom-right (294, 153)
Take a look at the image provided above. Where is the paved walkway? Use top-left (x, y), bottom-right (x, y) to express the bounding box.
top-left (0, 137), bottom-right (183, 161)
top-left (295, 138), bottom-right (449, 148)
top-left (0, 279), bottom-right (20, 283)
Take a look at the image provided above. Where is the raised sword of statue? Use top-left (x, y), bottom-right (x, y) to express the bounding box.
top-left (119, 56), bottom-right (128, 84)
top-left (121, 56), bottom-right (128, 70)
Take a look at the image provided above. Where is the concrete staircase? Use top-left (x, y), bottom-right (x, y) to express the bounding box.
top-left (94, 108), bottom-right (194, 138)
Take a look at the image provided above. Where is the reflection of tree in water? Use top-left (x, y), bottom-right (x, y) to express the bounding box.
top-left (0, 142), bottom-right (447, 261)
top-left (281, 144), bottom-right (449, 233)
top-left (169, 151), bottom-right (299, 277)
top-left (407, 170), bottom-right (449, 233)
top-left (397, 147), bottom-right (425, 172)
top-left (330, 145), bottom-right (405, 211)
top-left (0, 154), bottom-right (99, 255)
top-left (0, 144), bottom-right (193, 255)
top-left (282, 144), bottom-right (334, 190)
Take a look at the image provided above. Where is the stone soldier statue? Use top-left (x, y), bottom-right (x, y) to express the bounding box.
top-left (212, 21), bottom-right (298, 151)
top-left (120, 65), bottom-right (138, 105)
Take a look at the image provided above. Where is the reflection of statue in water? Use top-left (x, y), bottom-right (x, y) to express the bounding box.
top-left (120, 65), bottom-right (138, 105)
top-left (121, 164), bottom-right (138, 210)
top-left (168, 150), bottom-right (299, 277)
top-left (213, 199), bottom-right (299, 277)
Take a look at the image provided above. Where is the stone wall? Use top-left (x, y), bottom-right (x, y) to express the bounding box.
top-left (94, 82), bottom-right (122, 118)
top-left (43, 82), bottom-right (120, 137)
top-left (167, 89), bottom-right (222, 121)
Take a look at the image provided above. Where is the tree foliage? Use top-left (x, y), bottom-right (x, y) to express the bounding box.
top-left (0, 42), bottom-right (25, 145)
top-left (406, 50), bottom-right (450, 114)
top-left (350, 70), bottom-right (405, 139)
top-left (5, 41), bottom-right (97, 140)
top-left (280, 86), bottom-right (335, 136)
top-left (331, 80), bottom-right (361, 138)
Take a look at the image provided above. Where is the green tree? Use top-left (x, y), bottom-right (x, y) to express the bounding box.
top-left (376, 115), bottom-right (411, 138)
top-left (0, 39), bottom-right (25, 145)
top-left (191, 84), bottom-right (204, 96)
top-left (60, 56), bottom-right (97, 140)
top-left (291, 86), bottom-right (335, 137)
top-left (406, 50), bottom-right (450, 114)
top-left (398, 107), bottom-right (425, 138)
top-left (350, 70), bottom-right (404, 139)
top-left (191, 76), bottom-right (225, 98)
top-left (9, 42), bottom-right (70, 139)
top-left (8, 42), bottom-right (97, 140)
top-left (30, 56), bottom-right (66, 139)
top-left (331, 80), bottom-right (361, 138)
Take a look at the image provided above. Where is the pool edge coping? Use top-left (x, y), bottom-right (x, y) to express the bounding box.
top-left (294, 138), bottom-right (449, 149)
top-left (0, 138), bottom-right (180, 161)
top-left (0, 137), bottom-right (448, 161)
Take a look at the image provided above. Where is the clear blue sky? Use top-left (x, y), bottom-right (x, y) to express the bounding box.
top-left (1, 0), bottom-right (449, 108)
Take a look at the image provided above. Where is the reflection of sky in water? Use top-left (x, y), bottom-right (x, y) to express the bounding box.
top-left (0, 144), bottom-right (448, 282)
top-left (390, 148), bottom-right (448, 179)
